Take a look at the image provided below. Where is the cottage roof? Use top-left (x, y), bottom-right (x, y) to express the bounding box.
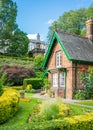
top-left (42, 31), bottom-right (93, 68)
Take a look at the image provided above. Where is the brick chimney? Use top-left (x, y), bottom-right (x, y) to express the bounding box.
top-left (86, 18), bottom-right (93, 42)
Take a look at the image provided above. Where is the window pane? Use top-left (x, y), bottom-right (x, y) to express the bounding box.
top-left (53, 73), bottom-right (58, 87)
top-left (56, 51), bottom-right (62, 68)
top-left (60, 73), bottom-right (65, 87)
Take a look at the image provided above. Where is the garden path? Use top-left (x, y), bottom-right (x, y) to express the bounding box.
top-left (32, 93), bottom-right (93, 109)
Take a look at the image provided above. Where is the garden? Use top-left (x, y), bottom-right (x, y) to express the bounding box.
top-left (0, 56), bottom-right (93, 130)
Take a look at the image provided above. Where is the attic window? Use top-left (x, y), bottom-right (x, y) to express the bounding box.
top-left (56, 51), bottom-right (62, 68)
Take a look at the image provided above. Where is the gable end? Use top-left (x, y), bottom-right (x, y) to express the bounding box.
top-left (42, 32), bottom-right (71, 68)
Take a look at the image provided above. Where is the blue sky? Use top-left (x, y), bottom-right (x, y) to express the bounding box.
top-left (13, 0), bottom-right (93, 41)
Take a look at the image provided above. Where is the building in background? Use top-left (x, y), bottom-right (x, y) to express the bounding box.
top-left (28, 33), bottom-right (48, 57)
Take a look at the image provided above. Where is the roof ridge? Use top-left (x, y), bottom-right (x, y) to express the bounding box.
top-left (56, 30), bottom-right (88, 40)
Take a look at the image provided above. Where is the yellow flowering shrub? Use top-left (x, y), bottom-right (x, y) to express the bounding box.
top-left (26, 84), bottom-right (32, 90)
top-left (63, 112), bottom-right (93, 130)
top-left (0, 88), bottom-right (20, 124)
top-left (37, 98), bottom-right (70, 121)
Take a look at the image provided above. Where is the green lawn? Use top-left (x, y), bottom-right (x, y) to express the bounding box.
top-left (68, 103), bottom-right (93, 116)
top-left (75, 100), bottom-right (93, 106)
top-left (0, 93), bottom-right (93, 129)
top-left (0, 95), bottom-right (42, 129)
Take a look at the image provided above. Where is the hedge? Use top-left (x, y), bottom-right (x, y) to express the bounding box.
top-left (1, 112), bottom-right (93, 130)
top-left (0, 89), bottom-right (20, 124)
top-left (23, 78), bottom-right (43, 89)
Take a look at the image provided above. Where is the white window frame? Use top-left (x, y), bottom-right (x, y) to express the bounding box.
top-left (56, 51), bottom-right (62, 68)
top-left (60, 72), bottom-right (65, 88)
top-left (53, 73), bottom-right (58, 88)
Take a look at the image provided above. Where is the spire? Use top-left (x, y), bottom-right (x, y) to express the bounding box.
top-left (37, 33), bottom-right (40, 42)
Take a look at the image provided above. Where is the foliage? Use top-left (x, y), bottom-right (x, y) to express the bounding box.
top-left (5, 112), bottom-right (93, 130)
top-left (7, 29), bottom-right (29, 56)
top-left (79, 67), bottom-right (93, 99)
top-left (25, 84), bottom-right (33, 93)
top-left (36, 71), bottom-right (44, 78)
top-left (23, 78), bottom-right (43, 89)
top-left (30, 98), bottom-right (70, 122)
top-left (0, 94), bottom-right (93, 129)
top-left (47, 5), bottom-right (93, 41)
top-left (11, 86), bottom-right (23, 90)
top-left (75, 101), bottom-right (93, 106)
top-left (43, 78), bottom-right (51, 91)
top-left (74, 90), bottom-right (85, 100)
top-left (0, 72), bottom-right (7, 96)
top-left (0, 97), bottom-right (42, 129)
top-left (0, 65), bottom-right (36, 86)
top-left (0, 88), bottom-right (20, 124)
top-left (0, 0), bottom-right (29, 56)
top-left (0, 55), bottom-right (34, 69)
top-left (33, 55), bottom-right (44, 71)
top-left (0, 0), bottom-right (17, 51)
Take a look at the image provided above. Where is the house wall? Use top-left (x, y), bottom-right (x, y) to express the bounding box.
top-left (47, 41), bottom-right (73, 99)
top-left (47, 40), bottom-right (93, 99)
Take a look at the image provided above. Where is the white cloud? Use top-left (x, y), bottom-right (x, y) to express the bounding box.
top-left (47, 19), bottom-right (55, 25)
top-left (27, 34), bottom-right (37, 39)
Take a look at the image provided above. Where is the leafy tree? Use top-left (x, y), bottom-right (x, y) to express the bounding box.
top-left (33, 55), bottom-right (44, 71)
top-left (7, 29), bottom-right (29, 56)
top-left (0, 0), bottom-right (17, 50)
top-left (47, 5), bottom-right (93, 41)
top-left (0, 0), bottom-right (29, 56)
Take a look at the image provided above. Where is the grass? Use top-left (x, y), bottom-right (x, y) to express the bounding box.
top-left (0, 55), bottom-right (34, 69)
top-left (0, 93), bottom-right (93, 129)
top-left (75, 100), bottom-right (93, 106)
top-left (0, 93), bottom-right (42, 129)
top-left (68, 103), bottom-right (93, 116)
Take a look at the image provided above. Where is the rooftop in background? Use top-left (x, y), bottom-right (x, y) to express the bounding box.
top-left (27, 33), bottom-right (48, 57)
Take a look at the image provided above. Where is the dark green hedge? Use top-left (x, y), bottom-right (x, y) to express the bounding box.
top-left (23, 78), bottom-right (44, 89)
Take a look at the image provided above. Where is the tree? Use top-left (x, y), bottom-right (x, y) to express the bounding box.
top-left (7, 29), bottom-right (29, 56)
top-left (0, 0), bottom-right (29, 56)
top-left (33, 55), bottom-right (44, 71)
top-left (47, 5), bottom-right (93, 41)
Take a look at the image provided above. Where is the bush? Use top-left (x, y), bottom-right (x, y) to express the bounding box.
top-left (38, 98), bottom-right (70, 120)
top-left (74, 90), bottom-right (85, 100)
top-left (0, 65), bottom-right (36, 86)
top-left (0, 88), bottom-right (20, 124)
top-left (30, 98), bottom-right (70, 123)
top-left (8, 112), bottom-right (93, 130)
top-left (0, 72), bottom-right (7, 96)
top-left (23, 78), bottom-right (43, 89)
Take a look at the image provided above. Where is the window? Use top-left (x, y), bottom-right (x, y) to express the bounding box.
top-left (53, 73), bottom-right (58, 87)
top-left (60, 72), bottom-right (65, 88)
top-left (56, 51), bottom-right (62, 68)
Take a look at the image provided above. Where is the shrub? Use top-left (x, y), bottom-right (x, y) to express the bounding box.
top-left (0, 88), bottom-right (20, 124)
top-left (43, 78), bottom-right (51, 92)
top-left (0, 72), bottom-right (7, 96)
top-left (11, 86), bottom-right (23, 90)
top-left (74, 90), bottom-right (85, 100)
top-left (30, 98), bottom-right (70, 123)
top-left (9, 112), bottom-right (93, 130)
top-left (0, 65), bottom-right (36, 86)
top-left (79, 67), bottom-right (93, 99)
top-left (39, 98), bottom-right (70, 120)
top-left (23, 78), bottom-right (43, 89)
